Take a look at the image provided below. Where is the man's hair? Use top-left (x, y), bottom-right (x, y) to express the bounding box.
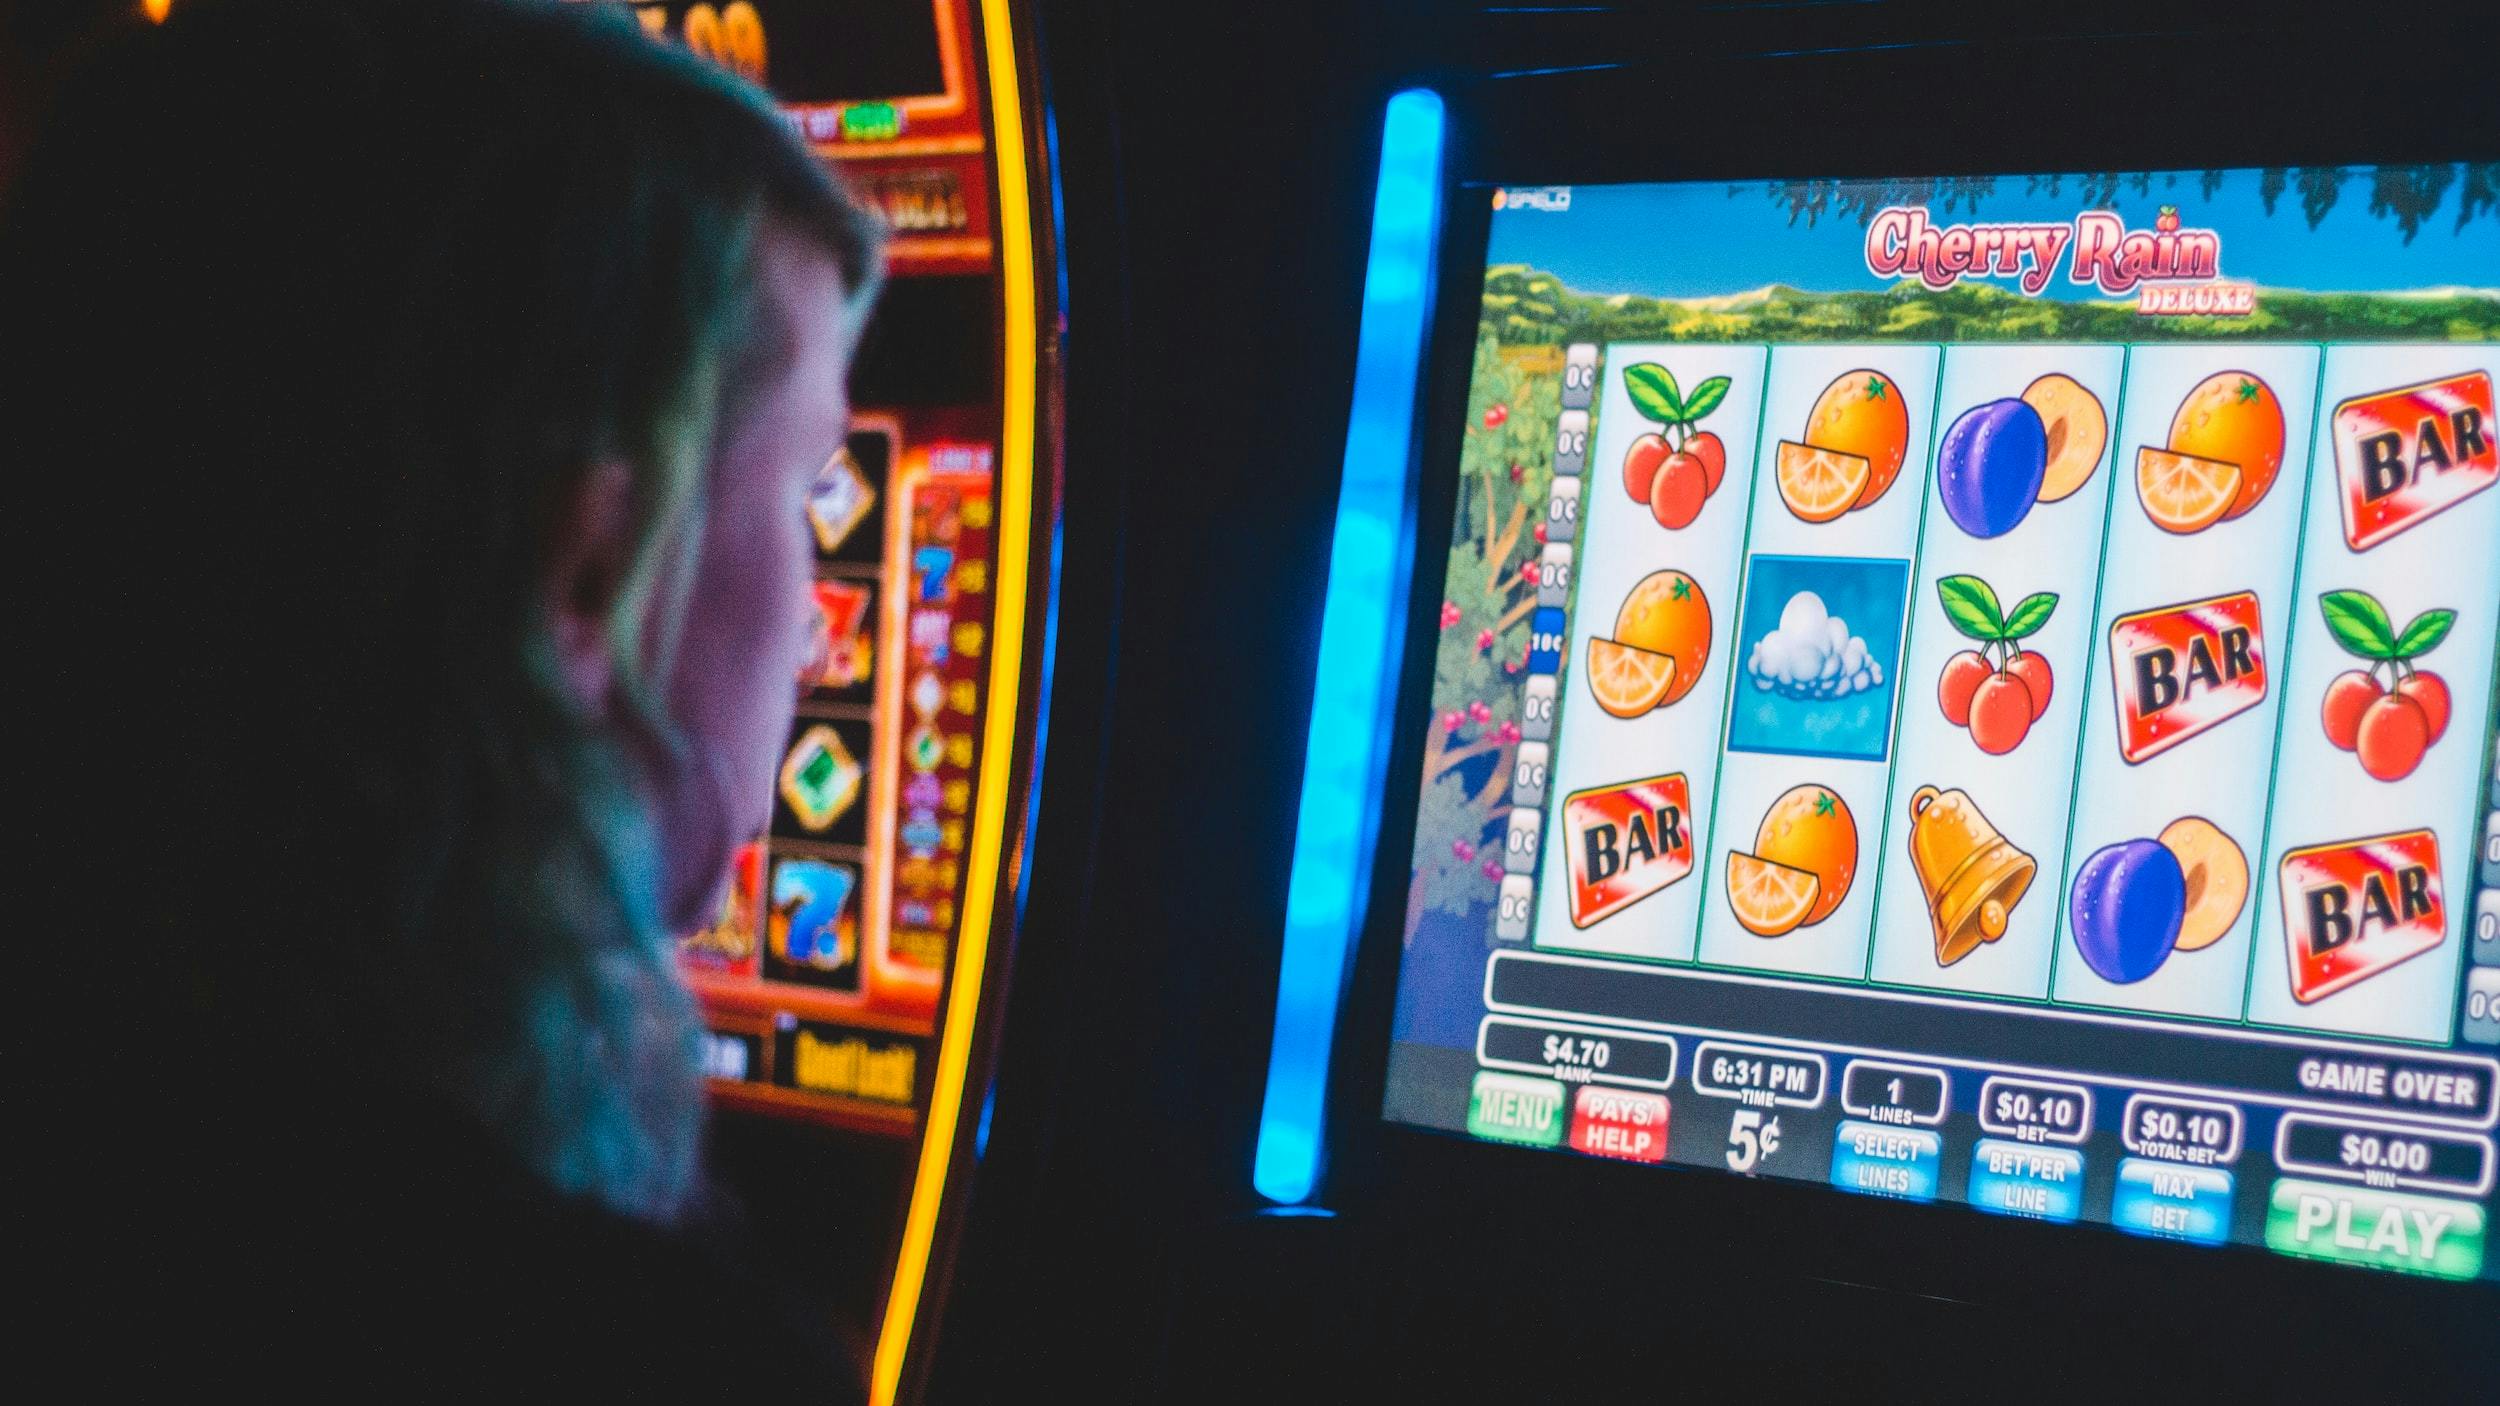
top-left (5, 0), bottom-right (881, 1220)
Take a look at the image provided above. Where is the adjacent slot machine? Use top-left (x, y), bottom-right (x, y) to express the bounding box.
top-left (628, 3), bottom-right (1054, 1399)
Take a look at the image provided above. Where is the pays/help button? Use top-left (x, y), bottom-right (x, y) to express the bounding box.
top-left (1568, 1086), bottom-right (1669, 1163)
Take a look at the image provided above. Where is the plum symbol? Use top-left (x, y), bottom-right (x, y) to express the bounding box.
top-left (1935, 375), bottom-right (2107, 539)
top-left (2069, 838), bottom-right (2187, 985)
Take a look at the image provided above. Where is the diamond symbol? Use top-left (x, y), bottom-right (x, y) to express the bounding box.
top-left (778, 724), bottom-right (863, 831)
top-left (806, 448), bottom-right (877, 556)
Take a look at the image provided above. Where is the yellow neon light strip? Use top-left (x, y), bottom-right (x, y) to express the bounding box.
top-left (869, 0), bottom-right (1036, 1398)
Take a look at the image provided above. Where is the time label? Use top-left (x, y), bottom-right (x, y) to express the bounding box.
top-left (1692, 1041), bottom-right (1827, 1109)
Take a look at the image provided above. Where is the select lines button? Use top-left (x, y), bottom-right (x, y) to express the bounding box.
top-left (2265, 1180), bottom-right (2486, 1280)
top-left (1829, 1120), bottom-right (1941, 1202)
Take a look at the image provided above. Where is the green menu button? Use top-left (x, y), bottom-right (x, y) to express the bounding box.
top-left (2265, 1179), bottom-right (2485, 1280)
top-left (1467, 1071), bottom-right (1566, 1147)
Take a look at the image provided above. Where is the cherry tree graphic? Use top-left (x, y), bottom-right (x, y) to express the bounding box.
top-left (1408, 324), bottom-right (1560, 943)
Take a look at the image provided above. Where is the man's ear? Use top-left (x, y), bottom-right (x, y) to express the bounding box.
top-left (544, 461), bottom-right (636, 716)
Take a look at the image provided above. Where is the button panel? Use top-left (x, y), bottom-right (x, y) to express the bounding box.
top-left (1468, 1071), bottom-right (1566, 1147)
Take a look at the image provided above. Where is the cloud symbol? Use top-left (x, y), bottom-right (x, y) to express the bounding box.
top-left (1747, 591), bottom-right (1884, 701)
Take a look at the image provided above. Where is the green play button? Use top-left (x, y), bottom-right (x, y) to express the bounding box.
top-left (2264, 1179), bottom-right (2484, 1279)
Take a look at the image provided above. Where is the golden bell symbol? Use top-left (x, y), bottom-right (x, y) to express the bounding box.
top-left (1907, 785), bottom-right (2036, 967)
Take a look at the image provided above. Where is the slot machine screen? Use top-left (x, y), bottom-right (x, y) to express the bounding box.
top-left (1383, 164), bottom-right (2500, 1282)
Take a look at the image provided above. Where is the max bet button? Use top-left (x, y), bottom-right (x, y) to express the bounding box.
top-left (2112, 1158), bottom-right (2232, 1245)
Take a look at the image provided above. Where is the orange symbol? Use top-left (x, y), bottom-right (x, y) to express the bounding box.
top-left (2137, 448), bottom-right (2242, 534)
top-left (1588, 570), bottom-right (1711, 715)
top-left (1777, 370), bottom-right (1910, 521)
top-left (1726, 852), bottom-right (1820, 938)
top-left (1727, 785), bottom-right (1858, 935)
top-left (1775, 444), bottom-right (1873, 524)
top-left (1587, 640), bottom-right (1678, 719)
top-left (2136, 371), bottom-right (2283, 532)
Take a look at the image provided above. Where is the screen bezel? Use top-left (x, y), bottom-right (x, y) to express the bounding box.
top-left (1319, 25), bottom-right (2500, 1356)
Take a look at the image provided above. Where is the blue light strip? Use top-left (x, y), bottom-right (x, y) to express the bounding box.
top-left (1253, 89), bottom-right (1445, 1205)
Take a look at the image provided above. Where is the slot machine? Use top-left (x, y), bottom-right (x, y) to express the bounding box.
top-left (939, 3), bottom-right (2499, 1400)
top-left (626, 3), bottom-right (1055, 1400)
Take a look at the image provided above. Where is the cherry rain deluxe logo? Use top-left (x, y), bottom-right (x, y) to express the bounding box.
top-left (1864, 205), bottom-right (2254, 317)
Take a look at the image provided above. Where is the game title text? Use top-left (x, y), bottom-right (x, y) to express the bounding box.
top-left (1865, 205), bottom-right (2251, 314)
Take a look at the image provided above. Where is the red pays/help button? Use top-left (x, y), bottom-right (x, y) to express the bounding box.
top-left (2332, 371), bottom-right (2497, 552)
top-left (1570, 1086), bottom-right (1670, 1163)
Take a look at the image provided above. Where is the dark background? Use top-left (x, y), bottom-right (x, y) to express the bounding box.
top-left (14, 2), bottom-right (2492, 1400)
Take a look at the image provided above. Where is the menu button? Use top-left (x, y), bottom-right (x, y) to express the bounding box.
top-left (1468, 1071), bottom-right (1566, 1147)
